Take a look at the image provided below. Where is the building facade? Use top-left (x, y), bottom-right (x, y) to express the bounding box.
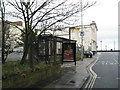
top-left (49, 21), bottom-right (98, 52)
top-left (0, 21), bottom-right (23, 51)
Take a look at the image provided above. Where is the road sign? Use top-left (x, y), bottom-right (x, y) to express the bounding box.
top-left (80, 31), bottom-right (84, 36)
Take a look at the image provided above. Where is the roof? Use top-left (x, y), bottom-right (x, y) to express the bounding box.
top-left (67, 21), bottom-right (98, 31)
top-left (11, 21), bottom-right (22, 26)
top-left (90, 21), bottom-right (98, 31)
top-left (0, 21), bottom-right (23, 26)
top-left (38, 34), bottom-right (76, 43)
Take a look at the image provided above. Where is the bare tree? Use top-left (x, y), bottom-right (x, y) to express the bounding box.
top-left (1, 1), bottom-right (23, 64)
top-left (0, 0), bottom-right (6, 64)
top-left (6, 0), bottom-right (96, 67)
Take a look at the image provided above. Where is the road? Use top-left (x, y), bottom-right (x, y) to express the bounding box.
top-left (5, 52), bottom-right (22, 61)
top-left (92, 52), bottom-right (120, 89)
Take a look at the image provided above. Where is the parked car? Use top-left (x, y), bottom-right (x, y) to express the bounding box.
top-left (84, 51), bottom-right (93, 58)
top-left (14, 47), bottom-right (23, 53)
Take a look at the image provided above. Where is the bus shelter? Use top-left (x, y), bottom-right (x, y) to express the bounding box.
top-left (37, 34), bottom-right (76, 65)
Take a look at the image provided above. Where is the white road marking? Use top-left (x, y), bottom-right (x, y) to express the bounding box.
top-left (100, 61), bottom-right (119, 65)
top-left (97, 53), bottom-right (101, 55)
top-left (96, 77), bottom-right (102, 79)
top-left (85, 57), bottom-right (98, 88)
top-left (102, 61), bottom-right (104, 65)
top-left (113, 58), bottom-right (119, 65)
top-left (116, 77), bottom-right (120, 80)
top-left (110, 63), bottom-right (113, 65)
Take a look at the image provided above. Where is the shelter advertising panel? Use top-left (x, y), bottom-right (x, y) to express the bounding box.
top-left (62, 43), bottom-right (76, 65)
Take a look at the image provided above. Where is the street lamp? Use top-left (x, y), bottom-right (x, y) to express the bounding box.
top-left (105, 45), bottom-right (107, 51)
top-left (80, 0), bottom-right (84, 61)
top-left (114, 40), bottom-right (115, 51)
top-left (100, 40), bottom-right (102, 51)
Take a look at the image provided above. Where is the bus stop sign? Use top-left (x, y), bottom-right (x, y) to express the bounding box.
top-left (80, 31), bottom-right (84, 36)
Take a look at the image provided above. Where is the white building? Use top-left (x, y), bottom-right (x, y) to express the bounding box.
top-left (1, 21), bottom-right (23, 51)
top-left (8, 22), bottom-right (23, 49)
top-left (45, 21), bottom-right (98, 52)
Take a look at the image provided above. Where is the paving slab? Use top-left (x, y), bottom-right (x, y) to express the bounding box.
top-left (43, 55), bottom-right (97, 89)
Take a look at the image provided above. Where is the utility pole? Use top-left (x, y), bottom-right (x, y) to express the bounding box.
top-left (105, 45), bottom-right (107, 51)
top-left (114, 40), bottom-right (115, 51)
top-left (80, 0), bottom-right (84, 61)
top-left (100, 40), bottom-right (102, 51)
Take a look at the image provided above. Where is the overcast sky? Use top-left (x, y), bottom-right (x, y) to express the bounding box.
top-left (82, 0), bottom-right (119, 50)
top-left (5, 0), bottom-right (119, 50)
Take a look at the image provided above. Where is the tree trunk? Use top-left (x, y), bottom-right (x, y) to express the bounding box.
top-left (2, 23), bottom-right (5, 64)
top-left (45, 40), bottom-right (49, 64)
top-left (1, 8), bottom-right (5, 64)
top-left (20, 37), bottom-right (29, 64)
top-left (28, 32), bottom-right (33, 69)
top-left (53, 38), bottom-right (56, 64)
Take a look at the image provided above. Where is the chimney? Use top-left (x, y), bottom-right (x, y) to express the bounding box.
top-left (90, 21), bottom-right (96, 25)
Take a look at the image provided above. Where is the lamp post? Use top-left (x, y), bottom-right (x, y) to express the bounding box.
top-left (80, 0), bottom-right (84, 61)
top-left (114, 40), bottom-right (115, 51)
top-left (100, 40), bottom-right (102, 51)
top-left (105, 45), bottom-right (107, 51)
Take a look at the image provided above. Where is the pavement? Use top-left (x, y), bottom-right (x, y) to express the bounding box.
top-left (43, 55), bottom-right (98, 89)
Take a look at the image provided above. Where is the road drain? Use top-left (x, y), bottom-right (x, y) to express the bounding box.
top-left (69, 80), bottom-right (76, 83)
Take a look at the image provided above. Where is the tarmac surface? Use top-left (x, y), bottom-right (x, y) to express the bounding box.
top-left (43, 55), bottom-right (98, 89)
top-left (92, 52), bottom-right (119, 88)
top-left (6, 52), bottom-right (23, 61)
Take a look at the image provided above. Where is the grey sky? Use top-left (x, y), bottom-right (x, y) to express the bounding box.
top-left (83, 0), bottom-right (119, 50)
top-left (5, 0), bottom-right (119, 50)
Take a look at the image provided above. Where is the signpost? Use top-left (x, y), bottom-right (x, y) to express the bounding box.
top-left (80, 0), bottom-right (84, 61)
top-left (80, 31), bottom-right (84, 36)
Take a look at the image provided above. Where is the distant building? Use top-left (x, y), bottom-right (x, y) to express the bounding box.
top-left (8, 21), bottom-right (23, 49)
top-left (6, 21), bottom-right (98, 51)
top-left (45, 21), bottom-right (98, 52)
top-left (0, 21), bottom-right (23, 51)
top-left (70, 21), bottom-right (98, 52)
